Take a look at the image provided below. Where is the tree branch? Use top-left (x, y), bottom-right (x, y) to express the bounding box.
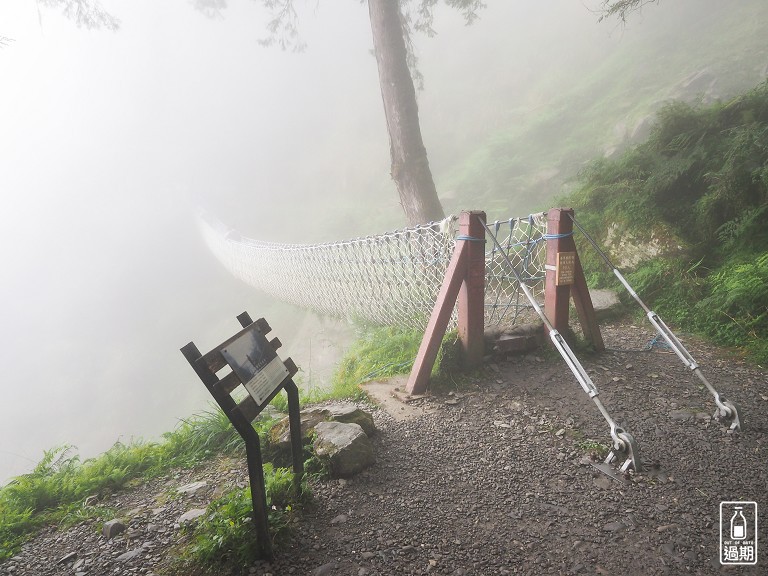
top-left (598, 0), bottom-right (661, 23)
top-left (257, 0), bottom-right (306, 52)
top-left (36, 0), bottom-right (120, 31)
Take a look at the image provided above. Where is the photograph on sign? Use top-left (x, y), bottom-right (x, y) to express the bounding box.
top-left (221, 329), bottom-right (289, 406)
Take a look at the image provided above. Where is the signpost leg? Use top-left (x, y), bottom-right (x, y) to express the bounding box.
top-left (228, 407), bottom-right (273, 560)
top-left (284, 380), bottom-right (305, 484)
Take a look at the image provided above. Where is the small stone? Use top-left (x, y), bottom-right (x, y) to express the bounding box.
top-left (102, 519), bottom-right (126, 539)
top-left (177, 508), bottom-right (207, 525)
top-left (57, 552), bottom-right (77, 564)
top-left (669, 410), bottom-right (693, 422)
top-left (330, 514), bottom-right (348, 525)
top-left (314, 562), bottom-right (337, 576)
top-left (176, 481), bottom-right (208, 495)
top-left (116, 548), bottom-right (142, 562)
top-left (593, 476), bottom-right (613, 490)
top-left (602, 521), bottom-right (624, 532)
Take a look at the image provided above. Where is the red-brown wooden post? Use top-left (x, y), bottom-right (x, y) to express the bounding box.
top-left (545, 208), bottom-right (573, 334)
top-left (406, 210), bottom-right (486, 395)
top-left (544, 208), bottom-right (604, 350)
top-left (457, 210), bottom-right (486, 368)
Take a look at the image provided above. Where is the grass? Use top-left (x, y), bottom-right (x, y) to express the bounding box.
top-left (577, 439), bottom-right (610, 461)
top-left (0, 408), bottom-right (278, 562)
top-left (178, 464), bottom-right (310, 570)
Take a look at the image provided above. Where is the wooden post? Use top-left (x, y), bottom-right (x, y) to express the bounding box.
top-left (545, 209), bottom-right (573, 335)
top-left (457, 210), bottom-right (486, 368)
top-left (544, 208), bottom-right (604, 350)
top-left (406, 210), bottom-right (486, 395)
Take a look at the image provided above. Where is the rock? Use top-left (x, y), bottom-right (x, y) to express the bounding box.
top-left (102, 519), bottom-right (126, 539)
top-left (602, 521), bottom-right (624, 532)
top-left (177, 508), bottom-right (207, 525)
top-left (313, 421), bottom-right (375, 478)
top-left (487, 323), bottom-right (545, 355)
top-left (314, 562), bottom-right (337, 576)
top-left (603, 223), bottom-right (686, 270)
top-left (326, 404), bottom-right (376, 436)
top-left (593, 476), bottom-right (613, 490)
top-left (669, 410), bottom-right (694, 422)
top-left (270, 405), bottom-right (376, 451)
top-left (57, 552), bottom-right (77, 564)
top-left (589, 289), bottom-right (623, 321)
top-left (115, 548), bottom-right (143, 562)
top-left (330, 514), bottom-right (348, 524)
top-left (176, 481), bottom-right (208, 495)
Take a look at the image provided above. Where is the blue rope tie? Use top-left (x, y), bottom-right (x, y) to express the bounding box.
top-left (645, 334), bottom-right (672, 351)
top-left (542, 232), bottom-right (574, 240)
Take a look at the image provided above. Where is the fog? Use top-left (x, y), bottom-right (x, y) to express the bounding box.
top-left (0, 0), bottom-right (758, 484)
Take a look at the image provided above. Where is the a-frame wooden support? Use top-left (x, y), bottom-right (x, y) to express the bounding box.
top-left (406, 211), bottom-right (486, 395)
top-left (544, 208), bottom-right (605, 351)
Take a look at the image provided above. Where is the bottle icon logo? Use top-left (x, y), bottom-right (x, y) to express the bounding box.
top-left (720, 501), bottom-right (758, 565)
top-left (731, 507), bottom-right (747, 540)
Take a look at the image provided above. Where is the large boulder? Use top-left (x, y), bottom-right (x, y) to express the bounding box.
top-left (269, 404), bottom-right (376, 452)
top-left (313, 421), bottom-right (375, 478)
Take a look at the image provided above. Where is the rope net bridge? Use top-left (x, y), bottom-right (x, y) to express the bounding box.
top-left (199, 211), bottom-right (548, 330)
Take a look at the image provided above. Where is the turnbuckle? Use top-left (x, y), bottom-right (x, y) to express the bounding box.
top-left (605, 426), bottom-right (642, 474)
top-left (647, 312), bottom-right (742, 432)
top-left (550, 329), bottom-right (643, 473)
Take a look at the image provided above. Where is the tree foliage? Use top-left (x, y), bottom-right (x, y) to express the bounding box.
top-left (598, 0), bottom-right (661, 22)
top-left (36, 0), bottom-right (120, 31)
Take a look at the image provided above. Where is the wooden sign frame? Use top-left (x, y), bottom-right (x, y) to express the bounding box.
top-left (180, 312), bottom-right (304, 560)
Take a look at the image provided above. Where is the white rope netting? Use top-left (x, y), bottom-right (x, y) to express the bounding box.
top-left (200, 212), bottom-right (548, 330)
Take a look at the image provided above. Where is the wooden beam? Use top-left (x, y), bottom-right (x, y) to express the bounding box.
top-left (457, 211), bottom-right (486, 369)
top-left (406, 239), bottom-right (469, 395)
top-left (544, 208), bottom-right (604, 349)
top-left (544, 208), bottom-right (573, 334)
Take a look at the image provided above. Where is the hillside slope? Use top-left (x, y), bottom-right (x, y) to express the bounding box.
top-left (437, 0), bottom-right (768, 220)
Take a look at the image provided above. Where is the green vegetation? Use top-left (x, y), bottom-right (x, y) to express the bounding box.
top-left (180, 464), bottom-right (308, 569)
top-left (331, 325), bottom-right (464, 394)
top-left (0, 409), bottom-right (279, 562)
top-left (576, 439), bottom-right (610, 461)
top-left (564, 81), bottom-right (768, 364)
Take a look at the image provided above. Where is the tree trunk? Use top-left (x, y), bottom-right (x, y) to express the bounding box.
top-left (368, 0), bottom-right (446, 226)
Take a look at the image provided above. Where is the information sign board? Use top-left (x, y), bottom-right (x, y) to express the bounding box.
top-left (221, 329), bottom-right (289, 406)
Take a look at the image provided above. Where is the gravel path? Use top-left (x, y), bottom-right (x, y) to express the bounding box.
top-left (3, 321), bottom-right (767, 575)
